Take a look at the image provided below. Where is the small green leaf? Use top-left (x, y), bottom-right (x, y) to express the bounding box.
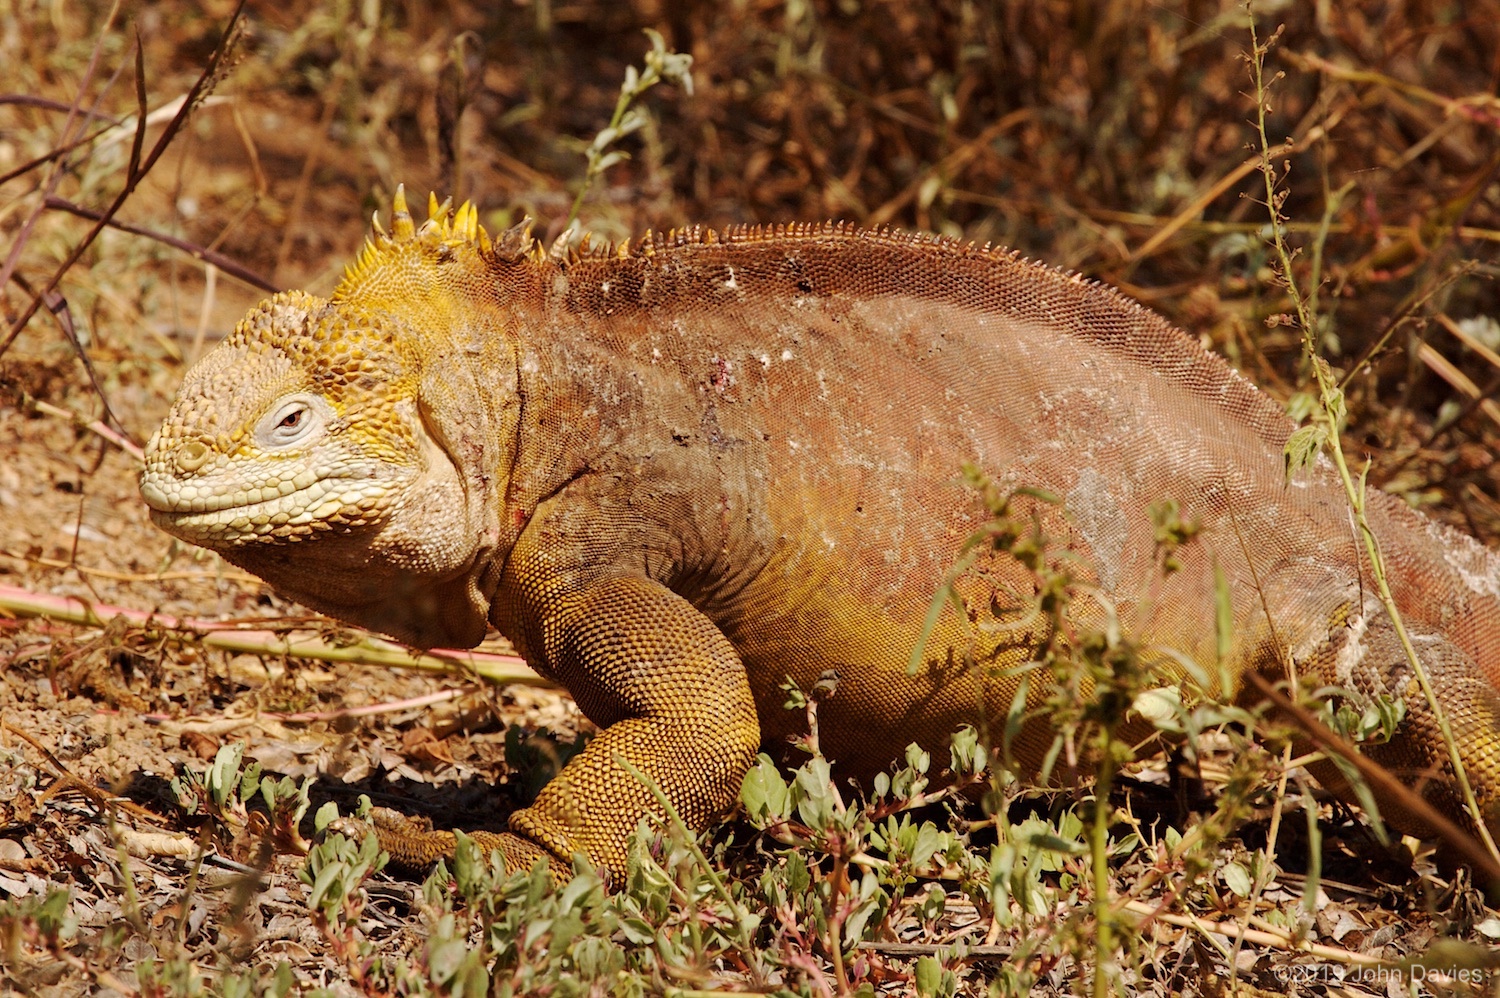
top-left (558, 868), bottom-right (599, 911)
top-left (740, 754), bottom-right (789, 822)
top-left (915, 955), bottom-right (942, 997)
top-left (795, 757), bottom-right (835, 828)
top-left (1285, 391), bottom-right (1316, 423)
top-left (456, 960), bottom-right (489, 998)
top-left (621, 916), bottom-right (657, 945)
top-left (1024, 830), bottom-right (1088, 856)
top-left (313, 801), bottom-right (340, 834)
top-left (910, 822), bottom-right (946, 866)
top-left (428, 937), bottom-right (468, 985)
top-left (589, 126), bottom-right (620, 151)
top-left (594, 149), bottom-right (630, 172)
top-left (1283, 423), bottom-right (1326, 481)
top-left (616, 108), bottom-right (648, 136)
top-left (948, 724), bottom-right (985, 777)
top-left (1212, 563), bottom-right (1234, 687)
top-left (238, 761), bottom-right (263, 805)
top-left (307, 862), bottom-right (342, 911)
top-left (452, 832), bottom-right (481, 898)
top-left (1221, 861), bottom-right (1251, 897)
top-left (916, 884), bottom-right (946, 921)
top-left (208, 742), bottom-right (245, 809)
top-left (1132, 686), bottom-right (1181, 725)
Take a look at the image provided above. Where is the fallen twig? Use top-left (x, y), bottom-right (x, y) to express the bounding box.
top-left (263, 687), bottom-right (473, 723)
top-left (1416, 342), bottom-right (1500, 431)
top-left (25, 397), bottom-right (146, 461)
top-left (0, 548), bottom-right (255, 583)
top-left (1119, 898), bottom-right (1385, 967)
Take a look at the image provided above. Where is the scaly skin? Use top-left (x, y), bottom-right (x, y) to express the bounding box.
top-left (142, 189), bottom-right (1500, 881)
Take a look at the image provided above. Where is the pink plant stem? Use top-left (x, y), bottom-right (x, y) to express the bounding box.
top-left (0, 583), bottom-right (546, 687)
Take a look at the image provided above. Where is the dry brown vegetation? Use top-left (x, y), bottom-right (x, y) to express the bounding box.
top-left (2, 1), bottom-right (1499, 994)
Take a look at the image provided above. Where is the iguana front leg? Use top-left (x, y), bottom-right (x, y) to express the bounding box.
top-left (367, 575), bottom-right (762, 882)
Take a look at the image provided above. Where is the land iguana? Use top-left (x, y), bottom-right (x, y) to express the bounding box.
top-left (140, 189), bottom-right (1500, 880)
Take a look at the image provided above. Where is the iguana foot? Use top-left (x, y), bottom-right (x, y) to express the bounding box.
top-left (331, 806), bottom-right (560, 881)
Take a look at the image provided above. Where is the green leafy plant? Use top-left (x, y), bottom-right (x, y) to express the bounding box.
top-left (170, 742), bottom-right (316, 856)
top-left (1248, 13), bottom-right (1500, 866)
top-left (565, 28), bottom-right (694, 229)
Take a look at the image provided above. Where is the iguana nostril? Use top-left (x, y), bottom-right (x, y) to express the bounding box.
top-left (176, 441), bottom-right (210, 472)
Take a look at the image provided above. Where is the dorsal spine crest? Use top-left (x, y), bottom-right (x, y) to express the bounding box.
top-left (339, 187), bottom-right (1239, 357)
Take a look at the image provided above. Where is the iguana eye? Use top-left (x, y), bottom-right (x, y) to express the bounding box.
top-left (256, 393), bottom-right (330, 449)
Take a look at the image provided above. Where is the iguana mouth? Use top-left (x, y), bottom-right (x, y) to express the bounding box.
top-left (141, 471), bottom-right (322, 514)
top-left (141, 474), bottom-right (392, 543)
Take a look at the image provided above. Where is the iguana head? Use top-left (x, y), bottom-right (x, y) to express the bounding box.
top-left (142, 188), bottom-right (518, 648)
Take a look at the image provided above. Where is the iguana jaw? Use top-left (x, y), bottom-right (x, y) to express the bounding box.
top-left (196, 433), bottom-right (486, 649)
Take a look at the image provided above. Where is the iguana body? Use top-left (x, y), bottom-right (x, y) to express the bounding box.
top-left (142, 190), bottom-right (1500, 877)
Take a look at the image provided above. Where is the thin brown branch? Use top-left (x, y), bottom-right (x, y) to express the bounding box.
top-left (865, 110), bottom-right (1033, 228)
top-left (0, 0), bottom-right (125, 299)
top-left (0, 583), bottom-right (546, 688)
top-left (1416, 342), bottom-right (1500, 431)
top-left (265, 687), bottom-right (472, 723)
top-left (0, 94), bottom-right (126, 122)
top-left (1, 547), bottom-right (251, 582)
top-left (0, 119), bottom-right (122, 187)
top-left (6, 271), bottom-right (129, 438)
top-left (0, 0), bottom-right (248, 362)
top-left (23, 396), bottom-right (146, 462)
top-left (44, 196), bottom-right (278, 293)
top-left (1291, 51), bottom-right (1500, 132)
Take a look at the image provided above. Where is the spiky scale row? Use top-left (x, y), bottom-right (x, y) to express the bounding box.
top-left (348, 189), bottom-right (1070, 297)
top-left (341, 191), bottom-right (1202, 372)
